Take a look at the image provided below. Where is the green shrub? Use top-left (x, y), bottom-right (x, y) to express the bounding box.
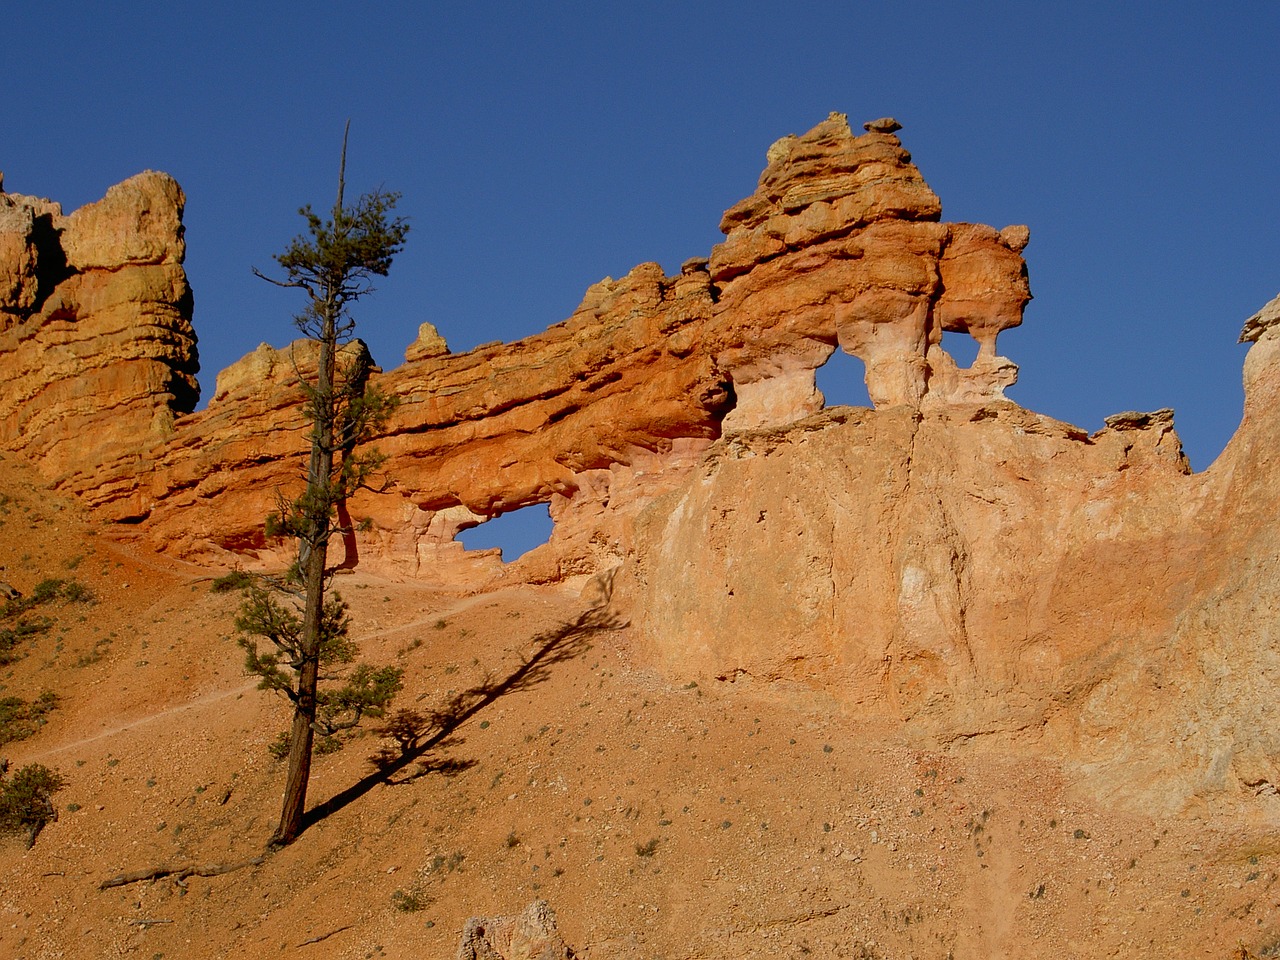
top-left (0, 761), bottom-right (65, 848)
top-left (1, 576), bottom-right (94, 626)
top-left (267, 730), bottom-right (292, 761)
top-left (60, 580), bottom-right (94, 603)
top-left (0, 577), bottom-right (96, 667)
top-left (268, 728), bottom-right (343, 760)
top-left (391, 888), bottom-right (429, 912)
top-left (210, 570), bottom-right (254, 594)
top-left (30, 580), bottom-right (65, 604)
top-left (0, 618), bottom-right (52, 665)
top-left (0, 691), bottom-right (59, 746)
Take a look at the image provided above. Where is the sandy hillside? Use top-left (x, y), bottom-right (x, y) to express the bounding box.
top-left (0, 452), bottom-right (1277, 960)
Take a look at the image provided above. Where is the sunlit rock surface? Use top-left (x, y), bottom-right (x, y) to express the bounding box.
top-left (2, 118), bottom-right (1277, 817)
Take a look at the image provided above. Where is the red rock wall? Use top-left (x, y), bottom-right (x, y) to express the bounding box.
top-left (0, 116), bottom-right (1212, 621)
top-left (0, 113), bottom-right (1034, 577)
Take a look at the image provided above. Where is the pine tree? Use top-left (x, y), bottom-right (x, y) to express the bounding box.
top-left (244, 124), bottom-right (409, 846)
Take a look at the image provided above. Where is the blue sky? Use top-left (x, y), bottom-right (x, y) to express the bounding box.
top-left (8, 1), bottom-right (1278, 481)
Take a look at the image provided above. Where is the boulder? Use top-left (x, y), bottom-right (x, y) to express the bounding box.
top-left (456, 900), bottom-right (575, 960)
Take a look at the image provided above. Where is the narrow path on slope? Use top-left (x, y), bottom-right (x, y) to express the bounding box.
top-left (17, 587), bottom-right (572, 762)
top-left (17, 679), bottom-right (261, 761)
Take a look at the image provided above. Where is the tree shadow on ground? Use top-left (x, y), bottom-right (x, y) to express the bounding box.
top-left (302, 606), bottom-right (621, 834)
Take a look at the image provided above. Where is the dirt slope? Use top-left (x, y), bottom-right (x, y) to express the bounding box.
top-left (0, 453), bottom-right (1276, 959)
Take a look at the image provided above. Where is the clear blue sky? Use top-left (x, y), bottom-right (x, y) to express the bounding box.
top-left (7, 2), bottom-right (1278, 476)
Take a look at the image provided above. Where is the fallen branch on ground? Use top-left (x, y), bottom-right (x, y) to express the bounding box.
top-left (99, 856), bottom-right (265, 890)
top-left (298, 924), bottom-right (353, 947)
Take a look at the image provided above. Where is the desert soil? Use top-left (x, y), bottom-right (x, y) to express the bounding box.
top-left (0, 453), bottom-right (1276, 959)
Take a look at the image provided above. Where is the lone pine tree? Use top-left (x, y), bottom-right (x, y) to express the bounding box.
top-left (241, 124), bottom-right (410, 846)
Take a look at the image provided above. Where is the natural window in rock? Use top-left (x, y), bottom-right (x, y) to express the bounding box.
top-left (456, 502), bottom-right (554, 562)
top-left (815, 348), bottom-right (873, 408)
top-left (940, 330), bottom-right (981, 368)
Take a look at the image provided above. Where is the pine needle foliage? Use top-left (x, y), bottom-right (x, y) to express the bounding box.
top-left (235, 581), bottom-right (402, 738)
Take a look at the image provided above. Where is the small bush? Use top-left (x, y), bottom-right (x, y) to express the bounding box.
top-left (0, 618), bottom-right (53, 665)
top-left (73, 637), bottom-right (112, 668)
top-left (267, 730), bottom-right (292, 761)
top-left (425, 851), bottom-right (465, 874)
top-left (635, 837), bottom-right (660, 857)
top-left (30, 580), bottom-right (65, 604)
top-left (0, 762), bottom-right (65, 848)
top-left (391, 888), bottom-right (429, 912)
top-left (211, 570), bottom-right (254, 594)
top-left (0, 691), bottom-right (59, 746)
top-left (25, 579), bottom-right (93, 606)
top-left (269, 729), bottom-right (343, 760)
top-left (1, 578), bottom-right (94, 660)
top-left (60, 580), bottom-right (94, 603)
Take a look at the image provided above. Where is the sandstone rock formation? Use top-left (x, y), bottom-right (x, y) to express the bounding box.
top-left (617, 289), bottom-right (1280, 816)
top-left (0, 113), bottom-right (1032, 575)
top-left (1, 116), bottom-right (1276, 820)
top-left (709, 112), bottom-right (1028, 415)
top-left (0, 171), bottom-right (197, 481)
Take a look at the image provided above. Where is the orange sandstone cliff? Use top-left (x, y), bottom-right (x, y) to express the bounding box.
top-left (0, 170), bottom-right (197, 474)
top-left (1, 115), bottom-right (1277, 818)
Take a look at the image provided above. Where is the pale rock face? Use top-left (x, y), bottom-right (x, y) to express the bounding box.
top-left (0, 190), bottom-right (63, 329)
top-left (0, 197), bottom-right (39, 317)
top-left (404, 321), bottom-right (449, 363)
top-left (618, 287), bottom-right (1280, 816)
top-left (211, 342), bottom-right (288, 404)
top-left (1239, 290), bottom-right (1280, 344)
top-left (621, 403), bottom-right (1195, 721)
top-left (211, 338), bottom-right (372, 406)
top-left (456, 899), bottom-right (574, 960)
top-left (720, 340), bottom-right (833, 432)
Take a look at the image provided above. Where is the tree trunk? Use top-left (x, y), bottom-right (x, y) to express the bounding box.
top-left (271, 665), bottom-right (316, 843)
top-left (272, 297), bottom-right (337, 846)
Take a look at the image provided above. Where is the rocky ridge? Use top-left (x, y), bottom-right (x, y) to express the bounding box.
top-left (1, 117), bottom-right (1278, 822)
top-left (0, 114), bottom-right (1032, 577)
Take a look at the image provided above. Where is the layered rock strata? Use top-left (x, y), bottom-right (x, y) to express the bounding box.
top-left (0, 113), bottom-right (1032, 577)
top-left (0, 172), bottom-right (198, 477)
